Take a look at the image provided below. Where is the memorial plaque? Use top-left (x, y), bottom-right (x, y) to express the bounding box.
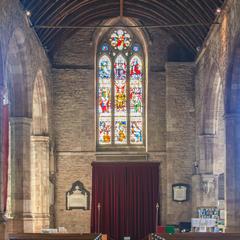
top-left (172, 183), bottom-right (189, 202)
top-left (66, 181), bottom-right (90, 210)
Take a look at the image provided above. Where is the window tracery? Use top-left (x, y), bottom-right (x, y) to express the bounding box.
top-left (97, 29), bottom-right (144, 147)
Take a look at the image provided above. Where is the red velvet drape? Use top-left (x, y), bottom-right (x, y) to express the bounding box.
top-left (2, 94), bottom-right (9, 212)
top-left (91, 162), bottom-right (159, 240)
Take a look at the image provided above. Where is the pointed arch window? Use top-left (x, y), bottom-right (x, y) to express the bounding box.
top-left (97, 29), bottom-right (145, 147)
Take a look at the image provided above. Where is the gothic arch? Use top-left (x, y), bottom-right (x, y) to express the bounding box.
top-left (198, 63), bottom-right (226, 183)
top-left (202, 66), bottom-right (223, 135)
top-left (94, 17), bottom-right (149, 150)
top-left (226, 46), bottom-right (240, 114)
top-left (31, 69), bottom-right (50, 231)
top-left (5, 28), bottom-right (30, 117)
top-left (93, 17), bottom-right (150, 56)
top-left (4, 28), bottom-right (34, 232)
top-left (32, 70), bottom-right (49, 136)
top-left (224, 43), bottom-right (240, 232)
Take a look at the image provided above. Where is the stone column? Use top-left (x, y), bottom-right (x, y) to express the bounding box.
top-left (192, 134), bottom-right (218, 214)
top-left (49, 144), bottom-right (56, 228)
top-left (31, 135), bottom-right (50, 232)
top-left (0, 86), bottom-right (6, 239)
top-left (198, 134), bottom-right (215, 173)
top-left (9, 117), bottom-right (32, 233)
top-left (225, 114), bottom-right (240, 232)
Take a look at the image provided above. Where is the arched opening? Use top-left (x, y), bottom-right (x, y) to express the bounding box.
top-left (6, 28), bottom-right (30, 117)
top-left (95, 17), bottom-right (148, 151)
top-left (199, 68), bottom-right (224, 175)
top-left (195, 67), bottom-right (226, 220)
top-left (224, 45), bottom-right (240, 232)
top-left (0, 43), bottom-right (8, 239)
top-left (5, 28), bottom-right (32, 233)
top-left (31, 70), bottom-right (50, 232)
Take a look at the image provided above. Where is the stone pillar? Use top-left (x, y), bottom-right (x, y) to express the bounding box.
top-left (225, 114), bottom-right (240, 232)
top-left (192, 134), bottom-right (218, 214)
top-left (49, 143), bottom-right (56, 228)
top-left (9, 117), bottom-right (32, 233)
top-left (0, 86), bottom-right (6, 239)
top-left (198, 134), bottom-right (215, 173)
top-left (31, 135), bottom-right (50, 232)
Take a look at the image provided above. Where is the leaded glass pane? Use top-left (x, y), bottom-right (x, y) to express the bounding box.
top-left (97, 29), bottom-right (145, 147)
top-left (130, 56), bottom-right (143, 115)
top-left (130, 55), bottom-right (143, 144)
top-left (99, 117), bottom-right (111, 144)
top-left (98, 55), bottom-right (111, 117)
top-left (132, 43), bottom-right (141, 52)
top-left (98, 55), bottom-right (112, 144)
top-left (110, 29), bottom-right (131, 51)
top-left (114, 55), bottom-right (127, 116)
top-left (115, 117), bottom-right (127, 144)
top-left (99, 55), bottom-right (111, 80)
top-left (101, 43), bottom-right (109, 52)
top-left (130, 119), bottom-right (143, 144)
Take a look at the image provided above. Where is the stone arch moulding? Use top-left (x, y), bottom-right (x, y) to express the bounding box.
top-left (32, 69), bottom-right (49, 136)
top-left (31, 69), bottom-right (50, 232)
top-left (224, 43), bottom-right (240, 232)
top-left (3, 27), bottom-right (34, 233)
top-left (5, 27), bottom-right (31, 117)
top-left (201, 65), bottom-right (223, 135)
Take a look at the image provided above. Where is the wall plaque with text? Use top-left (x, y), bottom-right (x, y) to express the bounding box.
top-left (66, 181), bottom-right (90, 210)
top-left (172, 183), bottom-right (190, 202)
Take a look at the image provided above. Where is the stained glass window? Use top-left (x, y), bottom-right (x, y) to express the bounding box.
top-left (110, 29), bottom-right (131, 51)
top-left (132, 43), bottom-right (141, 52)
top-left (97, 29), bottom-right (145, 147)
top-left (98, 55), bottom-right (112, 144)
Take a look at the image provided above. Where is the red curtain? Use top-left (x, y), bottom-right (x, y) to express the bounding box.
top-left (2, 91), bottom-right (9, 212)
top-left (91, 162), bottom-right (159, 240)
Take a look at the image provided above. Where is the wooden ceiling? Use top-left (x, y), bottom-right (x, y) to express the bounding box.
top-left (20, 0), bottom-right (225, 57)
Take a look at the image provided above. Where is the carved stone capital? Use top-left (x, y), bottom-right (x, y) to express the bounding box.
top-left (49, 172), bottom-right (56, 184)
top-left (0, 212), bottom-right (7, 224)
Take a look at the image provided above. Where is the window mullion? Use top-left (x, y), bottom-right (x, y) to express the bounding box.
top-left (111, 57), bottom-right (115, 146)
top-left (127, 55), bottom-right (130, 145)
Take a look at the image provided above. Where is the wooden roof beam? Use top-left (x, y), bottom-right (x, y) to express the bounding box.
top-left (120, 0), bottom-right (124, 18)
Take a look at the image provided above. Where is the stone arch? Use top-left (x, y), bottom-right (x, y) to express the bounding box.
top-left (0, 43), bottom-right (7, 236)
top-left (5, 28), bottom-right (30, 117)
top-left (94, 17), bottom-right (149, 149)
top-left (31, 69), bottom-right (50, 232)
top-left (226, 46), bottom-right (240, 114)
top-left (32, 70), bottom-right (49, 136)
top-left (212, 82), bottom-right (226, 175)
top-left (224, 43), bottom-right (240, 232)
top-left (1, 43), bottom-right (12, 219)
top-left (93, 17), bottom-right (150, 56)
top-left (199, 65), bottom-right (225, 175)
top-left (202, 66), bottom-right (222, 135)
top-left (4, 28), bottom-right (33, 233)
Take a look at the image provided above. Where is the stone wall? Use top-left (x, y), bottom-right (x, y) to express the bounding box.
top-left (52, 22), bottom-right (195, 230)
top-left (165, 63), bottom-right (195, 223)
top-left (194, 0), bottom-right (240, 231)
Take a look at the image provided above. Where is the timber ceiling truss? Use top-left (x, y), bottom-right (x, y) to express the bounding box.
top-left (19, 0), bottom-right (225, 57)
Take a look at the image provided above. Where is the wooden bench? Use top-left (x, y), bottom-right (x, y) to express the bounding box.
top-left (8, 233), bottom-right (106, 240)
top-left (147, 233), bottom-right (240, 240)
